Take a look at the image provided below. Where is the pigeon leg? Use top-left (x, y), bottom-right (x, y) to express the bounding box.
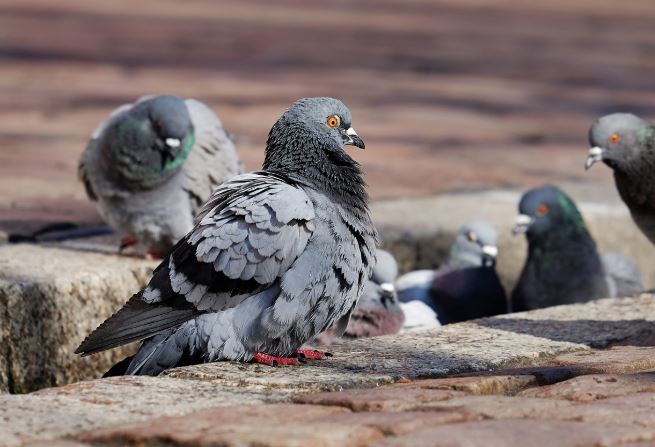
top-left (146, 251), bottom-right (165, 260)
top-left (295, 349), bottom-right (332, 360)
top-left (251, 352), bottom-right (300, 366)
top-left (119, 235), bottom-right (138, 252)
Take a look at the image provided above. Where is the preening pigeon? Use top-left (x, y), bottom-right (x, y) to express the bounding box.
top-left (586, 113), bottom-right (655, 245)
top-left (77, 97), bottom-right (377, 375)
top-left (79, 95), bottom-right (243, 256)
top-left (314, 249), bottom-right (405, 345)
top-left (511, 185), bottom-right (642, 312)
top-left (397, 220), bottom-right (507, 324)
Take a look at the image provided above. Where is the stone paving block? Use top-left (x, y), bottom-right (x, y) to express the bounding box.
top-left (417, 392), bottom-right (655, 429)
top-left (0, 244), bottom-right (157, 393)
top-left (372, 420), bottom-right (655, 447)
top-left (296, 386), bottom-right (465, 412)
top-left (391, 374), bottom-right (538, 395)
top-left (79, 404), bottom-right (383, 447)
top-left (0, 376), bottom-right (272, 447)
top-left (421, 395), bottom-right (577, 419)
top-left (518, 371), bottom-right (655, 401)
top-left (552, 346), bottom-right (655, 374)
top-left (312, 411), bottom-right (476, 437)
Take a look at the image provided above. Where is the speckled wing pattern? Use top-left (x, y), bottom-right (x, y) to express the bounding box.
top-left (75, 172), bottom-right (315, 355)
top-left (181, 99), bottom-right (243, 210)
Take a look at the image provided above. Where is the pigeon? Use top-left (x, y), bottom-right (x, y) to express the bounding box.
top-left (78, 95), bottom-right (243, 256)
top-left (511, 185), bottom-right (642, 312)
top-left (314, 249), bottom-right (405, 345)
top-left (586, 113), bottom-right (655, 244)
top-left (397, 220), bottom-right (508, 324)
top-left (76, 97), bottom-right (377, 375)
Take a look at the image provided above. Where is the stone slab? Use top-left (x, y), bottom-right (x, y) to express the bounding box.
top-left (518, 371), bottom-right (655, 401)
top-left (373, 419), bottom-right (655, 447)
top-left (78, 404), bottom-right (382, 447)
top-left (164, 296), bottom-right (655, 391)
top-left (0, 244), bottom-right (157, 393)
top-left (0, 376), bottom-right (273, 447)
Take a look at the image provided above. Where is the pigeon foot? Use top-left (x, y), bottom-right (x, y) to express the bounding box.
top-left (295, 349), bottom-right (332, 360)
top-left (251, 352), bottom-right (300, 366)
top-left (119, 235), bottom-right (138, 252)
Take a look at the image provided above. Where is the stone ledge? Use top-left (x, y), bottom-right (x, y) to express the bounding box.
top-left (3, 296), bottom-right (655, 446)
top-left (0, 244), bottom-right (157, 393)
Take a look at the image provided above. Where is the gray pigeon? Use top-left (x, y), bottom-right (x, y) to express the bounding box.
top-left (314, 249), bottom-right (404, 345)
top-left (77, 97), bottom-right (377, 375)
top-left (586, 113), bottom-right (655, 244)
top-left (511, 185), bottom-right (642, 312)
top-left (397, 220), bottom-right (507, 324)
top-left (79, 95), bottom-right (243, 256)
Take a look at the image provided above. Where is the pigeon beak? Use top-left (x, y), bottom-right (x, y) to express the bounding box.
top-left (585, 146), bottom-right (604, 170)
top-left (379, 282), bottom-right (397, 308)
top-left (512, 214), bottom-right (534, 235)
top-left (380, 282), bottom-right (396, 294)
top-left (165, 138), bottom-right (181, 149)
top-left (481, 245), bottom-right (498, 267)
top-left (344, 127), bottom-right (365, 150)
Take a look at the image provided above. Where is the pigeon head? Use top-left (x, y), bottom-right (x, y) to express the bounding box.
top-left (102, 95), bottom-right (195, 188)
top-left (264, 97), bottom-right (368, 210)
top-left (586, 113), bottom-right (654, 172)
top-left (264, 97), bottom-right (364, 169)
top-left (513, 185), bottom-right (586, 241)
top-left (371, 249), bottom-right (398, 285)
top-left (370, 249), bottom-right (399, 308)
top-left (449, 220), bottom-right (499, 268)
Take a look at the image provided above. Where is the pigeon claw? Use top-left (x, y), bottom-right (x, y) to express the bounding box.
top-left (119, 235), bottom-right (138, 252)
top-left (251, 352), bottom-right (300, 367)
top-left (295, 349), bottom-right (332, 360)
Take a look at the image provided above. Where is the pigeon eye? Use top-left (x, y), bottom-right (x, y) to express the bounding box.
top-left (155, 121), bottom-right (163, 130)
top-left (327, 115), bottom-right (341, 128)
top-left (610, 134), bottom-right (620, 144)
top-left (537, 204), bottom-right (549, 216)
top-left (466, 231), bottom-right (477, 242)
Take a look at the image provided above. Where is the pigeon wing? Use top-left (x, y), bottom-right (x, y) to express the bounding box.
top-left (75, 172), bottom-right (315, 355)
top-left (181, 99), bottom-right (244, 211)
top-left (602, 251), bottom-right (643, 297)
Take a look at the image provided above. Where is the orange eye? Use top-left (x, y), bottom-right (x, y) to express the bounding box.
top-left (537, 204), bottom-right (549, 216)
top-left (610, 134), bottom-right (620, 144)
top-left (466, 231), bottom-right (477, 242)
top-left (327, 115), bottom-right (340, 128)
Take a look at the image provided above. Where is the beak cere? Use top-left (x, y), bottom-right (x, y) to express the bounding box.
top-left (165, 138), bottom-right (181, 148)
top-left (585, 146), bottom-right (604, 170)
top-left (344, 127), bottom-right (365, 150)
top-left (380, 283), bottom-right (396, 294)
top-left (512, 214), bottom-right (534, 235)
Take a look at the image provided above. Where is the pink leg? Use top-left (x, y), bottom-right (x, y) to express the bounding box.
top-left (295, 349), bottom-right (332, 360)
top-left (119, 235), bottom-right (138, 251)
top-left (251, 352), bottom-right (300, 366)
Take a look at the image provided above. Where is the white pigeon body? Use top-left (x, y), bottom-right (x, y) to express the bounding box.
top-left (79, 96), bottom-right (242, 254)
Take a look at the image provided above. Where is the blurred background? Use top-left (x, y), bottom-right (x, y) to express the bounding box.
top-left (2, 0), bottom-right (655, 231)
